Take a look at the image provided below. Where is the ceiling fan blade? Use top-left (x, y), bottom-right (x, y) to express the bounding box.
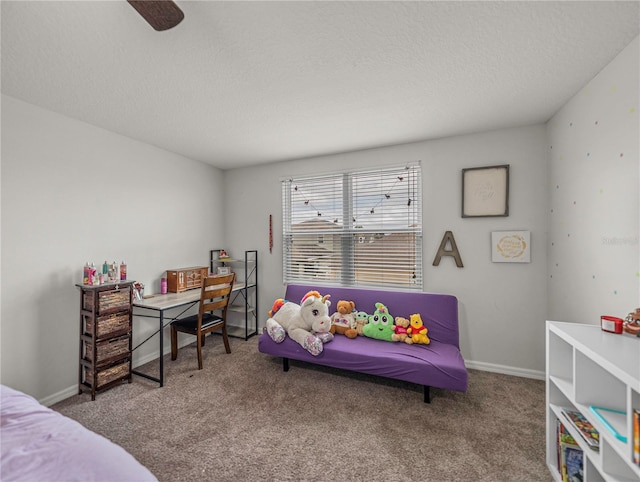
top-left (127, 1), bottom-right (184, 31)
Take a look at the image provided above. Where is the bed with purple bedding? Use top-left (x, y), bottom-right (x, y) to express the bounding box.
top-left (258, 284), bottom-right (468, 402)
top-left (0, 384), bottom-right (157, 482)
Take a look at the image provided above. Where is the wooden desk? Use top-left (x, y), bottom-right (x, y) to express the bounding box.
top-left (131, 283), bottom-right (248, 386)
top-left (132, 290), bottom-right (201, 386)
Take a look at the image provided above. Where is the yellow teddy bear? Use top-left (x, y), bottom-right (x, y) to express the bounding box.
top-left (407, 313), bottom-right (430, 345)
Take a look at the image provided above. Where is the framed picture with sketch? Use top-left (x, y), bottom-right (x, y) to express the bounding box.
top-left (462, 165), bottom-right (509, 217)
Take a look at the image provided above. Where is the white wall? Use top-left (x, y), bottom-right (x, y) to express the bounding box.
top-left (1, 95), bottom-right (226, 403)
top-left (224, 124), bottom-right (549, 378)
top-left (547, 36), bottom-right (639, 323)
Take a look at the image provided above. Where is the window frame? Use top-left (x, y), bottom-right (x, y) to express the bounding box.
top-left (282, 162), bottom-right (423, 290)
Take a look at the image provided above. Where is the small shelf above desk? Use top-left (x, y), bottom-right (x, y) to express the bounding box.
top-left (210, 249), bottom-right (258, 340)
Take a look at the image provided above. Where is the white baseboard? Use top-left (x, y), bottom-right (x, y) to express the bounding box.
top-left (40, 386), bottom-right (79, 407)
top-left (465, 359), bottom-right (545, 381)
top-left (43, 349), bottom-right (543, 407)
top-left (41, 339), bottom-right (193, 407)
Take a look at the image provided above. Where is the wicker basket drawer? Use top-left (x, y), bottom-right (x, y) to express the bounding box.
top-left (83, 335), bottom-right (130, 364)
top-left (82, 286), bottom-right (131, 314)
top-left (84, 312), bottom-right (130, 338)
top-left (97, 288), bottom-right (130, 313)
top-left (83, 360), bottom-right (130, 389)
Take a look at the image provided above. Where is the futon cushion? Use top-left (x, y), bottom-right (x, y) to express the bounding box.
top-left (259, 333), bottom-right (468, 391)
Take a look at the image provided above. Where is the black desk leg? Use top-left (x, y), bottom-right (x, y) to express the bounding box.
top-left (159, 312), bottom-right (164, 387)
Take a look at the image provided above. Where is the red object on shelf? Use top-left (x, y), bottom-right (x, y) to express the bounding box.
top-left (600, 315), bottom-right (623, 334)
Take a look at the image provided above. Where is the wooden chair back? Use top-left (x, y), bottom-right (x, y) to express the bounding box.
top-left (198, 273), bottom-right (235, 325)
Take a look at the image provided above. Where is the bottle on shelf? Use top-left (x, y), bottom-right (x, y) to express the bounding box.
top-left (88, 263), bottom-right (97, 286)
top-left (102, 260), bottom-right (109, 275)
top-left (83, 262), bottom-right (90, 285)
top-left (109, 261), bottom-right (118, 282)
top-left (120, 261), bottom-right (127, 281)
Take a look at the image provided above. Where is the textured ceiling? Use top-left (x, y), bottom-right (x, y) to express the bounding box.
top-left (2, 1), bottom-right (639, 170)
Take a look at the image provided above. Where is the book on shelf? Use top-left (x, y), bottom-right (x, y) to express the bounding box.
top-left (561, 444), bottom-right (583, 482)
top-left (635, 409), bottom-right (639, 466)
top-left (556, 419), bottom-right (579, 477)
top-left (561, 408), bottom-right (599, 450)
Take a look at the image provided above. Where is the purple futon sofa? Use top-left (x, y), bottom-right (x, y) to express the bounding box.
top-left (258, 284), bottom-right (468, 403)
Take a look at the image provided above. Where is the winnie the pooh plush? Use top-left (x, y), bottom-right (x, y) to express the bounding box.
top-left (265, 291), bottom-right (334, 356)
top-left (391, 316), bottom-right (413, 344)
top-left (363, 302), bottom-right (395, 342)
top-left (330, 300), bottom-right (358, 339)
top-left (407, 313), bottom-right (430, 344)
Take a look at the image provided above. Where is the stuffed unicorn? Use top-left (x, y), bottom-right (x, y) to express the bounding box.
top-left (265, 291), bottom-right (333, 356)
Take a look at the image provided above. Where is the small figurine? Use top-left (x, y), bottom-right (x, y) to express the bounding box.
top-left (623, 308), bottom-right (640, 336)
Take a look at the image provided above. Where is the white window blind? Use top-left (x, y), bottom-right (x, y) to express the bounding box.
top-left (282, 162), bottom-right (422, 290)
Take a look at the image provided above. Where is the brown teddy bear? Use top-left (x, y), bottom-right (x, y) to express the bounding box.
top-left (391, 316), bottom-right (413, 344)
top-left (330, 300), bottom-right (358, 339)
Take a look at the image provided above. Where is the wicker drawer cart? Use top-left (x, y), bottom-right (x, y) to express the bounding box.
top-left (76, 281), bottom-right (134, 400)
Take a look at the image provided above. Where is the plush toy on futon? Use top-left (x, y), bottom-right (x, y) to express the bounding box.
top-left (363, 302), bottom-right (395, 342)
top-left (330, 300), bottom-right (358, 339)
top-left (407, 313), bottom-right (430, 344)
top-left (391, 316), bottom-right (413, 344)
top-left (354, 311), bottom-right (369, 336)
top-left (265, 291), bottom-right (334, 356)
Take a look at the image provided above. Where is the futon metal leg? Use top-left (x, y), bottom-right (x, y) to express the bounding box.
top-left (424, 386), bottom-right (431, 403)
top-left (283, 358), bottom-right (289, 372)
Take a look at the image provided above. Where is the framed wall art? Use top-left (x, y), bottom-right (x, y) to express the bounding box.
top-left (462, 164), bottom-right (509, 217)
top-left (491, 230), bottom-right (530, 263)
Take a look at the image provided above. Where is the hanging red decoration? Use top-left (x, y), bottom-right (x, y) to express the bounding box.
top-left (269, 214), bottom-right (273, 254)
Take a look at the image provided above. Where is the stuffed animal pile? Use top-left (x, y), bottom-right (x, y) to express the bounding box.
top-left (361, 302), bottom-right (430, 345)
top-left (265, 291), bottom-right (333, 356)
top-left (265, 292), bottom-right (432, 351)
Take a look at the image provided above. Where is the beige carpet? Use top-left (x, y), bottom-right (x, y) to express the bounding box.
top-left (53, 335), bottom-right (551, 482)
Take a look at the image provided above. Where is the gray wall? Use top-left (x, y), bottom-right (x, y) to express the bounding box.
top-left (224, 124), bottom-right (549, 378)
top-left (1, 95), bottom-right (226, 403)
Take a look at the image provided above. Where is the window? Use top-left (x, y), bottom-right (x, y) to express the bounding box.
top-left (282, 162), bottom-right (422, 290)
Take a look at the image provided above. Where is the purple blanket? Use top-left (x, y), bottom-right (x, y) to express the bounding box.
top-left (0, 385), bottom-right (157, 482)
top-left (258, 284), bottom-right (468, 395)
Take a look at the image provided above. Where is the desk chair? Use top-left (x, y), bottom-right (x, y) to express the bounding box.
top-left (170, 273), bottom-right (235, 370)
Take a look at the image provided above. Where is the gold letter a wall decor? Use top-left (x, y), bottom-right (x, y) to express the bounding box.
top-left (433, 231), bottom-right (464, 267)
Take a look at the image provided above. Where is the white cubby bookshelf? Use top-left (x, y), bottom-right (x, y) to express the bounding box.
top-left (546, 321), bottom-right (640, 481)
